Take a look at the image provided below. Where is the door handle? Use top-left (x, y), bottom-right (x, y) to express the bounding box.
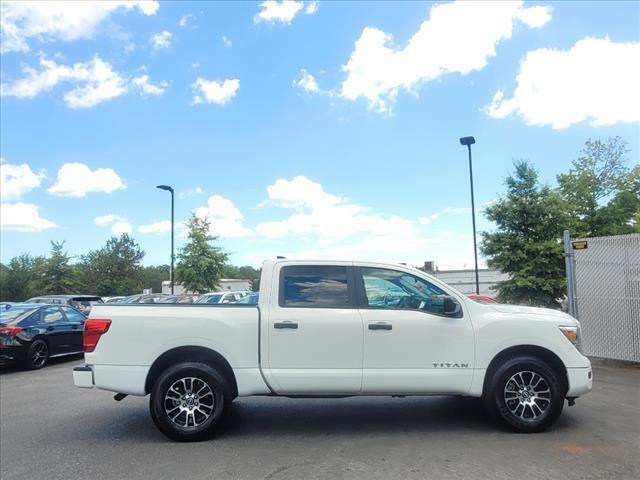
top-left (274, 321), bottom-right (298, 330)
top-left (368, 322), bottom-right (392, 331)
top-left (46, 326), bottom-right (55, 331)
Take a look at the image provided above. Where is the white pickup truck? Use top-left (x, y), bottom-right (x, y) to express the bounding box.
top-left (74, 259), bottom-right (592, 441)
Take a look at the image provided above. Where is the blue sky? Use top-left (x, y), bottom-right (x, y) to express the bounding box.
top-left (1, 1), bottom-right (639, 270)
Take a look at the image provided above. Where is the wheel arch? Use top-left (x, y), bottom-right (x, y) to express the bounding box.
top-left (482, 345), bottom-right (568, 397)
top-left (145, 346), bottom-right (238, 398)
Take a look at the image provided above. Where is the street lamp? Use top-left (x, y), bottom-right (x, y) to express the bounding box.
top-left (459, 136), bottom-right (480, 295)
top-left (156, 185), bottom-right (175, 295)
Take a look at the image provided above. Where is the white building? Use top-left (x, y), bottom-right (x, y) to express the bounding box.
top-left (418, 261), bottom-right (508, 296)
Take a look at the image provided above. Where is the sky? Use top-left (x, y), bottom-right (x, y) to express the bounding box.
top-left (1, 0), bottom-right (639, 270)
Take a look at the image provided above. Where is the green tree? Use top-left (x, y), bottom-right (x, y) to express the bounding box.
top-left (557, 137), bottom-right (640, 236)
top-left (80, 234), bottom-right (145, 296)
top-left (36, 241), bottom-right (79, 294)
top-left (222, 265), bottom-right (261, 291)
top-left (481, 161), bottom-right (568, 308)
top-left (175, 215), bottom-right (228, 293)
top-left (0, 254), bottom-right (46, 301)
top-left (140, 264), bottom-right (170, 293)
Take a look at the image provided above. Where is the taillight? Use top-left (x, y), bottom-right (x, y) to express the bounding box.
top-left (84, 319), bottom-right (111, 353)
top-left (0, 326), bottom-right (22, 336)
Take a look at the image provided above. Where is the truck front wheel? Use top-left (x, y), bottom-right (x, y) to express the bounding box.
top-left (484, 356), bottom-right (566, 433)
top-left (150, 362), bottom-right (231, 441)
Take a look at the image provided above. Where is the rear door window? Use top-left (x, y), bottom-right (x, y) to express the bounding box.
top-left (280, 265), bottom-right (353, 308)
top-left (40, 307), bottom-right (65, 324)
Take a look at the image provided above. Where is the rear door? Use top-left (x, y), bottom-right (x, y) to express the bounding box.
top-left (263, 263), bottom-right (364, 394)
top-left (38, 307), bottom-right (70, 354)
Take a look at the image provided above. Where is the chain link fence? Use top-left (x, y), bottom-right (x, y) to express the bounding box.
top-left (572, 233), bottom-right (640, 362)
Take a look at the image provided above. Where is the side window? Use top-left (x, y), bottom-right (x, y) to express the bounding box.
top-left (280, 265), bottom-right (352, 308)
top-left (62, 307), bottom-right (85, 324)
top-left (40, 308), bottom-right (65, 324)
top-left (360, 267), bottom-right (459, 317)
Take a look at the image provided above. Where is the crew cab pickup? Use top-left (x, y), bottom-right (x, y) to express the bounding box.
top-left (74, 259), bottom-right (592, 441)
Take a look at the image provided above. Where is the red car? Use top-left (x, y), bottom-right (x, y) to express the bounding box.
top-left (467, 294), bottom-right (498, 304)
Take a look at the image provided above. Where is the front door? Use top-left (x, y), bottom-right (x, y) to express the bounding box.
top-left (264, 263), bottom-right (364, 394)
top-left (356, 266), bottom-right (475, 394)
top-left (61, 307), bottom-right (86, 353)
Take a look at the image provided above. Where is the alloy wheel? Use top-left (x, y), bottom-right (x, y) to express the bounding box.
top-left (503, 370), bottom-right (552, 420)
top-left (163, 377), bottom-right (215, 429)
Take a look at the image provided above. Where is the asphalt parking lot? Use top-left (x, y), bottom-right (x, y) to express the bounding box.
top-left (1, 358), bottom-right (638, 480)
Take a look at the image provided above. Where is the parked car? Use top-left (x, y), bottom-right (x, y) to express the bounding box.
top-left (196, 291), bottom-right (244, 304)
top-left (1, 303), bottom-right (85, 369)
top-left (158, 295), bottom-right (196, 304)
top-left (467, 294), bottom-right (498, 304)
top-left (103, 296), bottom-right (127, 304)
top-left (235, 292), bottom-right (259, 304)
top-left (74, 259), bottom-right (592, 441)
top-left (25, 295), bottom-right (102, 315)
top-left (121, 294), bottom-right (169, 304)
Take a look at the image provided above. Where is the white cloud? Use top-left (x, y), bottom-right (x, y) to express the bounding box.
top-left (48, 163), bottom-right (126, 198)
top-left (339, 0), bottom-right (551, 112)
top-left (195, 195), bottom-right (252, 238)
top-left (0, 161), bottom-right (45, 200)
top-left (111, 220), bottom-right (132, 235)
top-left (150, 30), bottom-right (172, 50)
top-left (418, 213), bottom-right (440, 224)
top-left (1, 202), bottom-right (56, 232)
top-left (93, 214), bottom-right (116, 227)
top-left (222, 35), bottom-right (232, 48)
top-left (1, 55), bottom-right (126, 108)
top-left (191, 78), bottom-right (239, 106)
top-left (249, 176), bottom-right (446, 265)
top-left (132, 74), bottom-right (168, 96)
top-left (443, 206), bottom-right (472, 215)
top-left (485, 37), bottom-right (640, 128)
top-left (0, 0), bottom-right (159, 54)
top-left (305, 1), bottom-right (318, 15)
top-left (255, 176), bottom-right (425, 244)
top-left (178, 14), bottom-right (192, 28)
top-left (178, 186), bottom-right (204, 198)
top-left (93, 213), bottom-right (131, 235)
top-left (138, 220), bottom-right (171, 234)
top-left (254, 1), bottom-right (305, 25)
top-left (1, 55), bottom-right (168, 108)
top-left (293, 69), bottom-right (320, 94)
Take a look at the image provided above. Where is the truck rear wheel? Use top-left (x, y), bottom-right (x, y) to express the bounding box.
top-left (484, 356), bottom-right (565, 433)
top-left (150, 362), bottom-right (230, 441)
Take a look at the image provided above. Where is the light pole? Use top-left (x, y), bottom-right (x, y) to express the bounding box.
top-left (459, 136), bottom-right (480, 295)
top-left (156, 185), bottom-right (174, 295)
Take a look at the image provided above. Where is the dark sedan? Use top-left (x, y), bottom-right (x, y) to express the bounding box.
top-left (0, 303), bottom-right (86, 369)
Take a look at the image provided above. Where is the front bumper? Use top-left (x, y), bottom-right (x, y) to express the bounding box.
top-left (566, 366), bottom-right (593, 397)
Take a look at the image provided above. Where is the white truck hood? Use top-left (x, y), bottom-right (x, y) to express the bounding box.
top-left (490, 304), bottom-right (578, 325)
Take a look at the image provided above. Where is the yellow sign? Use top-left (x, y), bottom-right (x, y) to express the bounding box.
top-left (572, 240), bottom-right (588, 250)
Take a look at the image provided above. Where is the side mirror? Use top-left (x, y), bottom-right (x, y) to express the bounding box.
top-left (443, 296), bottom-right (462, 317)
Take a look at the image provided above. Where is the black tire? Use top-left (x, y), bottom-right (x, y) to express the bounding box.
top-left (25, 339), bottom-right (49, 370)
top-left (149, 362), bottom-right (231, 441)
top-left (484, 356), bottom-right (566, 433)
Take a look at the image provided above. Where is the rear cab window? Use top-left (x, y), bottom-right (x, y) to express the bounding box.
top-left (279, 265), bottom-right (355, 308)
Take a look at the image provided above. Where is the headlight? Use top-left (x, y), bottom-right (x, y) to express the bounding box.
top-left (559, 326), bottom-right (581, 351)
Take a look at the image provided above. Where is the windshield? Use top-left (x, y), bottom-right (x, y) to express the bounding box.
top-left (0, 306), bottom-right (36, 324)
